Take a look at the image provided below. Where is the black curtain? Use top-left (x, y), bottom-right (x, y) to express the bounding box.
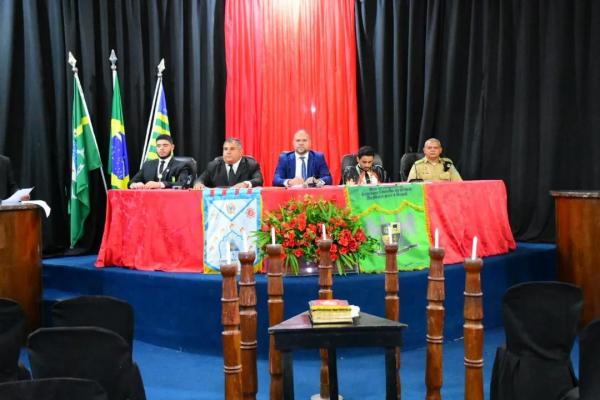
top-left (355, 0), bottom-right (600, 241)
top-left (0, 0), bottom-right (226, 254)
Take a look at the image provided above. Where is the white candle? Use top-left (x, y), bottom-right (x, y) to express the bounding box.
top-left (271, 227), bottom-right (276, 245)
top-left (243, 232), bottom-right (248, 252)
top-left (226, 241), bottom-right (231, 264)
top-left (322, 224), bottom-right (327, 240)
top-left (471, 236), bottom-right (478, 259)
top-left (434, 228), bottom-right (439, 248)
top-left (388, 223), bottom-right (393, 244)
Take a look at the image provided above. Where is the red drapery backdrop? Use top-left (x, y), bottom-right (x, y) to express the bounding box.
top-left (224, 0), bottom-right (359, 185)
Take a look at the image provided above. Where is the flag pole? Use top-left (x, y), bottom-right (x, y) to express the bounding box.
top-left (68, 52), bottom-right (108, 194)
top-left (140, 59), bottom-right (165, 168)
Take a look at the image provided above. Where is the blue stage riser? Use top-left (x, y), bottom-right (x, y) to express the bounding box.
top-left (42, 243), bottom-right (556, 355)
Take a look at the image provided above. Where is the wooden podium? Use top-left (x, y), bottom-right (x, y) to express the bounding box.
top-left (551, 191), bottom-right (600, 325)
top-left (0, 204), bottom-right (42, 332)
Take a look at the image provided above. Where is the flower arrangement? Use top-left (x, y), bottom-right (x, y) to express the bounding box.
top-left (255, 196), bottom-right (379, 274)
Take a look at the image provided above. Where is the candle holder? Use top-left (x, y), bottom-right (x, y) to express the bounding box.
top-left (464, 256), bottom-right (484, 400)
top-left (426, 246), bottom-right (446, 400)
top-left (266, 244), bottom-right (284, 399)
top-left (238, 250), bottom-right (257, 400)
top-left (220, 263), bottom-right (242, 399)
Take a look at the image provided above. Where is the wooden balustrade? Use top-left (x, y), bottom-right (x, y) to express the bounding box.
top-left (463, 257), bottom-right (484, 400)
top-left (426, 247), bottom-right (446, 400)
top-left (221, 263), bottom-right (243, 399)
top-left (384, 242), bottom-right (401, 400)
top-left (239, 251), bottom-right (258, 400)
top-left (266, 244), bottom-right (284, 400)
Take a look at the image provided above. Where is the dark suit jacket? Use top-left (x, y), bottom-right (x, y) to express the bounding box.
top-left (196, 156), bottom-right (263, 187)
top-left (0, 155), bottom-right (19, 199)
top-left (272, 150), bottom-right (332, 186)
top-left (129, 158), bottom-right (192, 188)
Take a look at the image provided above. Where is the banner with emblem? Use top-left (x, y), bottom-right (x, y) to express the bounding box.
top-left (346, 184), bottom-right (430, 272)
top-left (202, 188), bottom-right (262, 273)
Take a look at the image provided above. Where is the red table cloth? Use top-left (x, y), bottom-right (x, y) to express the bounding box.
top-left (97, 181), bottom-right (515, 272)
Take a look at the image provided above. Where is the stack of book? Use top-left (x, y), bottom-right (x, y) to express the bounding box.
top-left (309, 299), bottom-right (353, 324)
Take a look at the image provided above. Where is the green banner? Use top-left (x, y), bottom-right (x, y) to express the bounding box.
top-left (346, 184), bottom-right (430, 272)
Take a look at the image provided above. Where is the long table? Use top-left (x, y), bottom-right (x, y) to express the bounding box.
top-left (96, 180), bottom-right (515, 272)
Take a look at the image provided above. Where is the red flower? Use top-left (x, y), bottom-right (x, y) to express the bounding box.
top-left (339, 246), bottom-right (348, 255)
top-left (294, 248), bottom-right (304, 257)
top-left (348, 240), bottom-right (358, 252)
top-left (298, 214), bottom-right (307, 231)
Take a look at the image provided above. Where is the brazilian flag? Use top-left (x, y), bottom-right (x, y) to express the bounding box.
top-left (69, 78), bottom-right (102, 247)
top-left (108, 72), bottom-right (129, 189)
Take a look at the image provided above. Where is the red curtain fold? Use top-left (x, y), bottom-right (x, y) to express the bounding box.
top-left (225, 0), bottom-right (359, 185)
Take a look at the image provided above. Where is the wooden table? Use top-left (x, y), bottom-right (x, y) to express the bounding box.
top-left (551, 190), bottom-right (600, 325)
top-left (269, 311), bottom-right (406, 399)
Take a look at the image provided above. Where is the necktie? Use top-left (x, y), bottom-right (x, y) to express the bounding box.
top-left (365, 171), bottom-right (371, 184)
top-left (300, 156), bottom-right (307, 180)
top-left (158, 160), bottom-right (165, 179)
top-left (227, 164), bottom-right (235, 186)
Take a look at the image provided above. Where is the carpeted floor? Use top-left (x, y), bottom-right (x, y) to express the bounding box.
top-left (124, 327), bottom-right (578, 400)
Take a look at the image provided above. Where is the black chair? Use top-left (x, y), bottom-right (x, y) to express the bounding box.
top-left (561, 317), bottom-right (600, 400)
top-left (399, 152), bottom-right (423, 181)
top-left (28, 327), bottom-right (146, 400)
top-left (339, 153), bottom-right (387, 184)
top-left (0, 298), bottom-right (30, 383)
top-left (490, 281), bottom-right (582, 400)
top-left (51, 295), bottom-right (134, 348)
top-left (0, 377), bottom-right (108, 400)
top-left (173, 156), bottom-right (197, 184)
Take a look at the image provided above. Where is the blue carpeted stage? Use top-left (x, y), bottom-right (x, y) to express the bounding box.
top-left (42, 243), bottom-right (556, 355)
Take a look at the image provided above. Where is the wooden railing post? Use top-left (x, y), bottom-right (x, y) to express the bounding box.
top-left (384, 242), bottom-right (401, 400)
top-left (266, 244), bottom-right (284, 400)
top-left (221, 263), bottom-right (243, 400)
top-left (463, 257), bottom-right (484, 400)
top-left (239, 250), bottom-right (257, 400)
top-left (426, 247), bottom-right (445, 400)
top-left (316, 239), bottom-right (333, 399)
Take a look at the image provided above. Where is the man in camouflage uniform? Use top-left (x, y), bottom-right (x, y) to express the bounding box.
top-left (407, 138), bottom-right (462, 182)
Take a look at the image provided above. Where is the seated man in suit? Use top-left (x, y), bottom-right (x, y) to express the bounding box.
top-left (0, 155), bottom-right (29, 200)
top-left (129, 134), bottom-right (192, 189)
top-left (342, 146), bottom-right (387, 185)
top-left (407, 138), bottom-right (462, 182)
top-left (272, 129), bottom-right (332, 187)
top-left (194, 138), bottom-right (263, 189)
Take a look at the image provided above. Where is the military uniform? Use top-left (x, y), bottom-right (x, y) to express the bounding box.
top-left (407, 157), bottom-right (462, 182)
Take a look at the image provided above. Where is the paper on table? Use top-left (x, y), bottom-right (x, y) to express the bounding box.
top-left (2, 187), bottom-right (33, 204)
top-left (22, 200), bottom-right (51, 217)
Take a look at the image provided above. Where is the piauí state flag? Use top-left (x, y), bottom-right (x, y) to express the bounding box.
top-left (69, 79), bottom-right (102, 247)
top-left (108, 73), bottom-right (129, 189)
top-left (143, 84), bottom-right (170, 161)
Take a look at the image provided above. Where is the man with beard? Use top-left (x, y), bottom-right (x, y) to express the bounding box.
top-left (129, 134), bottom-right (192, 189)
top-left (272, 129), bottom-right (332, 187)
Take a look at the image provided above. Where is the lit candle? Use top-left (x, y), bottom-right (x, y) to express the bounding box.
top-left (322, 224), bottom-right (327, 240)
top-left (471, 236), bottom-right (478, 260)
top-left (388, 223), bottom-right (393, 244)
top-left (226, 241), bottom-right (231, 264)
top-left (434, 228), bottom-right (439, 248)
top-left (243, 232), bottom-right (248, 252)
top-left (271, 227), bottom-right (276, 245)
